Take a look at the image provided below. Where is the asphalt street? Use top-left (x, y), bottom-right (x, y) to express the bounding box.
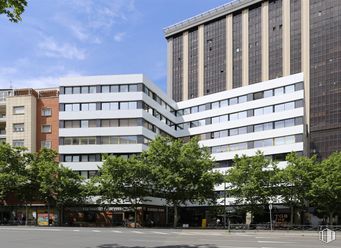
top-left (0, 227), bottom-right (339, 248)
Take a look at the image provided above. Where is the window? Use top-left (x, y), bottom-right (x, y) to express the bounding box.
top-left (65, 104), bottom-right (73, 112)
top-left (89, 103), bottom-right (96, 111)
top-left (81, 120), bottom-right (88, 128)
top-left (72, 103), bottom-right (80, 111)
top-left (13, 106), bottom-right (24, 115)
top-left (220, 100), bottom-right (228, 107)
top-left (129, 102), bottom-right (137, 109)
top-left (101, 85), bottom-right (110, 93)
top-left (254, 92), bottom-right (264, 100)
top-left (264, 89), bottom-right (273, 98)
top-left (65, 155), bottom-right (72, 162)
top-left (102, 103), bottom-right (110, 111)
top-left (285, 85), bottom-right (295, 94)
top-left (120, 102), bottom-right (129, 110)
top-left (81, 86), bottom-right (89, 94)
top-left (41, 125), bottom-right (51, 133)
top-left (41, 140), bottom-right (51, 149)
top-left (129, 84), bottom-right (138, 92)
top-left (13, 123), bottom-right (24, 132)
top-left (65, 87), bottom-right (72, 94)
top-left (73, 87), bottom-right (80, 94)
top-left (120, 85), bottom-right (128, 92)
top-left (211, 102), bottom-right (220, 109)
top-left (238, 95), bottom-right (247, 103)
top-left (41, 108), bottom-right (52, 116)
top-left (274, 87), bottom-right (284, 96)
top-left (111, 85), bottom-right (119, 92)
top-left (229, 97), bottom-right (238, 105)
top-left (13, 139), bottom-right (24, 147)
top-left (89, 86), bottom-right (96, 94)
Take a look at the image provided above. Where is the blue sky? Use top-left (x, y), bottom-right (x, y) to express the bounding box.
top-left (0, 0), bottom-right (230, 92)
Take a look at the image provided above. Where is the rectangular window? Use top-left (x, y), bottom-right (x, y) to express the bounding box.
top-left (129, 102), bottom-right (137, 109)
top-left (110, 85), bottom-right (119, 92)
top-left (41, 125), bottom-right (52, 133)
top-left (13, 123), bottom-right (24, 132)
top-left (89, 86), bottom-right (96, 94)
top-left (64, 104), bottom-right (72, 112)
top-left (211, 102), bottom-right (220, 109)
top-left (264, 89), bottom-right (273, 98)
top-left (81, 120), bottom-right (88, 128)
top-left (41, 140), bottom-right (51, 149)
top-left (229, 97), bottom-right (238, 105)
top-left (89, 103), bottom-right (96, 111)
top-left (129, 84), bottom-right (138, 92)
top-left (274, 87), bottom-right (284, 96)
top-left (285, 85), bottom-right (295, 94)
top-left (101, 85), bottom-right (110, 93)
top-left (73, 87), bottom-right (80, 94)
top-left (120, 102), bottom-right (129, 110)
top-left (220, 100), bottom-right (228, 107)
top-left (72, 104), bottom-right (80, 111)
top-left (41, 108), bottom-right (52, 116)
top-left (102, 103), bottom-right (110, 111)
top-left (120, 85), bottom-right (128, 92)
top-left (13, 106), bottom-right (24, 115)
top-left (65, 87), bottom-right (72, 94)
top-left (13, 139), bottom-right (24, 147)
top-left (81, 86), bottom-right (89, 94)
top-left (65, 155), bottom-right (72, 162)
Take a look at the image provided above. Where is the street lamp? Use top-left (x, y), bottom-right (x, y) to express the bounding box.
top-left (269, 201), bottom-right (273, 231)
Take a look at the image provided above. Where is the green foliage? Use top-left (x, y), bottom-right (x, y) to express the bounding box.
top-left (30, 148), bottom-right (85, 206)
top-left (142, 136), bottom-right (223, 227)
top-left (226, 151), bottom-right (279, 213)
top-left (0, 0), bottom-right (27, 22)
top-left (310, 152), bottom-right (341, 219)
top-left (143, 136), bottom-right (223, 205)
top-left (94, 155), bottom-right (153, 206)
top-left (0, 143), bottom-right (31, 201)
top-left (277, 152), bottom-right (318, 210)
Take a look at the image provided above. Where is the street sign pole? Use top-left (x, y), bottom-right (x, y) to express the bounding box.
top-left (269, 203), bottom-right (273, 231)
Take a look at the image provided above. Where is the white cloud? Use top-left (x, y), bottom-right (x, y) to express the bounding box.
top-left (38, 37), bottom-right (86, 60)
top-left (114, 32), bottom-right (126, 42)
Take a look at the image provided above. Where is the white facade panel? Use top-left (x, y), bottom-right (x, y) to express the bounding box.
top-left (59, 144), bottom-right (146, 154)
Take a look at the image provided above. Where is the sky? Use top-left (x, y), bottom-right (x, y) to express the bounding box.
top-left (0, 0), bottom-right (231, 93)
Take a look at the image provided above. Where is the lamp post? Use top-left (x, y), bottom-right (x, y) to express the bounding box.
top-left (223, 182), bottom-right (226, 229)
top-left (269, 202), bottom-right (273, 231)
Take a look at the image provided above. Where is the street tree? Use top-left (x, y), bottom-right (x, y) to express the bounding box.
top-left (226, 151), bottom-right (279, 219)
top-left (0, 0), bottom-right (27, 22)
top-left (32, 149), bottom-right (84, 225)
top-left (94, 155), bottom-right (153, 227)
top-left (276, 152), bottom-right (318, 225)
top-left (0, 143), bottom-right (31, 203)
top-left (310, 152), bottom-right (341, 224)
top-left (142, 136), bottom-right (223, 228)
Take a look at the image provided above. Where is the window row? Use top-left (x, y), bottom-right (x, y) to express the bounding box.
top-left (211, 134), bottom-right (303, 154)
top-left (61, 153), bottom-right (137, 163)
top-left (60, 119), bottom-right (142, 128)
top-left (178, 100), bottom-right (303, 129)
top-left (13, 123), bottom-right (52, 133)
top-left (61, 101), bottom-right (138, 112)
top-left (60, 136), bottom-right (150, 145)
top-left (181, 117), bottom-right (303, 142)
top-left (61, 84), bottom-right (176, 115)
top-left (176, 82), bottom-right (303, 116)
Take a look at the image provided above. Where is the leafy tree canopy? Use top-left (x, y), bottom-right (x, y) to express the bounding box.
top-left (0, 0), bottom-right (27, 22)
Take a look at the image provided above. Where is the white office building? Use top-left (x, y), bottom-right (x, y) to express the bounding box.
top-left (59, 73), bottom-right (304, 183)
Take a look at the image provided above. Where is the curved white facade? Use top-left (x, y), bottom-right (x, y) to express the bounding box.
top-left (59, 73), bottom-right (304, 182)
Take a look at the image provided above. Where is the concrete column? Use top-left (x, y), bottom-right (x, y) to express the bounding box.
top-left (301, 0), bottom-right (310, 126)
top-left (283, 0), bottom-right (291, 76)
top-left (166, 38), bottom-right (173, 99)
top-left (261, 1), bottom-right (269, 81)
top-left (226, 14), bottom-right (233, 90)
top-left (182, 31), bottom-right (189, 100)
top-left (242, 9), bottom-right (249, 86)
top-left (198, 25), bottom-right (205, 97)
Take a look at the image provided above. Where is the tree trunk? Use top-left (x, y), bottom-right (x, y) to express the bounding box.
top-left (60, 205), bottom-right (63, 226)
top-left (134, 206), bottom-right (137, 228)
top-left (329, 212), bottom-right (334, 225)
top-left (173, 204), bottom-right (178, 228)
top-left (47, 200), bottom-right (50, 227)
top-left (290, 206), bottom-right (294, 226)
top-left (25, 202), bottom-right (28, 226)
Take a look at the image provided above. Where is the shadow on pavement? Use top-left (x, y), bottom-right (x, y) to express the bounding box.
top-left (97, 244), bottom-right (218, 248)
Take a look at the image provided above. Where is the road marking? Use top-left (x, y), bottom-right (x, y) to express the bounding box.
top-left (112, 230), bottom-right (123, 233)
top-left (0, 227), bottom-right (61, 232)
top-left (152, 231), bottom-right (168, 235)
top-left (73, 229), bottom-right (80, 232)
top-left (257, 240), bottom-right (295, 244)
top-left (131, 230), bottom-right (144, 234)
top-left (92, 230), bottom-right (101, 233)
